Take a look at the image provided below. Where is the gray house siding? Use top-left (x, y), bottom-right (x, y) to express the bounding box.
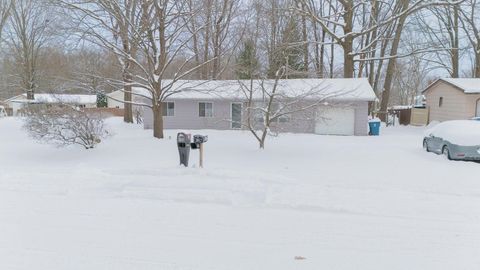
top-left (144, 99), bottom-right (236, 130)
top-left (143, 98), bottom-right (369, 136)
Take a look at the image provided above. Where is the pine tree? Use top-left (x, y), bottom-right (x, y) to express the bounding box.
top-left (96, 92), bottom-right (108, 108)
top-left (268, 16), bottom-right (304, 78)
top-left (235, 40), bottom-right (259, 79)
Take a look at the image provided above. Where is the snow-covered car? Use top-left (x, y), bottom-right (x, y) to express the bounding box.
top-left (423, 120), bottom-right (480, 161)
top-left (472, 117), bottom-right (480, 121)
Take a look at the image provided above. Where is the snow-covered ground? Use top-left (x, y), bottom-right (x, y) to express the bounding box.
top-left (1, 117), bottom-right (480, 270)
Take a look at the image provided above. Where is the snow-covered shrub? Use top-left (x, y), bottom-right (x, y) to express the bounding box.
top-left (23, 104), bottom-right (108, 149)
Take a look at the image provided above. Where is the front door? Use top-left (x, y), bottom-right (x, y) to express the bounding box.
top-left (231, 103), bottom-right (242, 129)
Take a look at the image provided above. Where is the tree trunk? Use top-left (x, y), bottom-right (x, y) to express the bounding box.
top-left (26, 89), bottom-right (34, 100)
top-left (475, 52), bottom-right (480, 78)
top-left (152, 103), bottom-right (164, 139)
top-left (380, 0), bottom-right (409, 117)
top-left (329, 33), bottom-right (335, 78)
top-left (259, 129), bottom-right (267, 149)
top-left (212, 27), bottom-right (220, 79)
top-left (203, 0), bottom-right (212, 79)
top-left (301, 8), bottom-right (309, 74)
top-left (342, 1), bottom-right (354, 78)
top-left (451, 5), bottom-right (459, 78)
top-left (343, 37), bottom-right (354, 78)
top-left (123, 67), bottom-right (134, 123)
top-left (319, 30), bottom-right (325, 78)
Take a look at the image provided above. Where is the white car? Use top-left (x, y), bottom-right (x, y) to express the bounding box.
top-left (423, 120), bottom-right (480, 161)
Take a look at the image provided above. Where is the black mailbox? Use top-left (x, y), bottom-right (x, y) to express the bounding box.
top-left (177, 132), bottom-right (191, 166)
top-left (191, 135), bottom-right (208, 149)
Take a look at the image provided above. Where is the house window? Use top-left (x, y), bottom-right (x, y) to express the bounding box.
top-left (253, 102), bottom-right (289, 123)
top-left (162, 102), bottom-right (175, 116)
top-left (271, 102), bottom-right (290, 123)
top-left (199, 102), bottom-right (213, 117)
top-left (439, 97), bottom-right (443, 107)
top-left (278, 115), bottom-right (290, 123)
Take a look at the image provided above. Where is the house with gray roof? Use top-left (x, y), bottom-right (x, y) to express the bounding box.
top-left (108, 78), bottom-right (377, 136)
top-left (4, 93), bottom-right (98, 116)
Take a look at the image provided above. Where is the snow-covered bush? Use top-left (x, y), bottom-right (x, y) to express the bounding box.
top-left (23, 104), bottom-right (108, 149)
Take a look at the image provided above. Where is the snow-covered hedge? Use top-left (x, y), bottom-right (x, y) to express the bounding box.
top-left (23, 104), bottom-right (109, 149)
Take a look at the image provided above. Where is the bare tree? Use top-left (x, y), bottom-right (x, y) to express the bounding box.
top-left (184, 0), bottom-right (241, 79)
top-left (391, 52), bottom-right (429, 105)
top-left (0, 0), bottom-right (11, 42)
top-left (57, 0), bottom-right (144, 123)
top-left (459, 0), bottom-right (480, 77)
top-left (416, 4), bottom-right (461, 77)
top-left (297, 0), bottom-right (463, 79)
top-left (7, 0), bottom-right (50, 100)
top-left (136, 1), bottom-right (214, 138)
top-left (238, 66), bottom-right (346, 149)
top-left (379, 0), bottom-right (410, 116)
top-left (58, 0), bottom-right (234, 139)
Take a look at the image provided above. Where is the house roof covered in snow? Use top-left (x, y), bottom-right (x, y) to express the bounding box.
top-left (423, 78), bottom-right (480, 94)
top-left (5, 94), bottom-right (97, 104)
top-left (111, 78), bottom-right (377, 102)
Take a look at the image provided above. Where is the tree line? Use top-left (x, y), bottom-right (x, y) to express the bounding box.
top-left (0, 0), bottom-right (475, 138)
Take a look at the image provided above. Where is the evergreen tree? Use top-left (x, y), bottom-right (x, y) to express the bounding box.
top-left (235, 40), bottom-right (259, 79)
top-left (96, 92), bottom-right (108, 108)
top-left (268, 16), bottom-right (304, 78)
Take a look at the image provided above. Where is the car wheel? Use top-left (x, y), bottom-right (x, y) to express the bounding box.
top-left (442, 146), bottom-right (452, 160)
top-left (423, 140), bottom-right (430, 152)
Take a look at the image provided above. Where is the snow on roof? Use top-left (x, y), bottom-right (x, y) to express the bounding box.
top-left (8, 94), bottom-right (97, 104)
top-left (438, 78), bottom-right (480, 94)
top-left (115, 78), bottom-right (377, 102)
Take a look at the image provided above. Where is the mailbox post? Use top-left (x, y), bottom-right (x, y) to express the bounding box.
top-left (177, 132), bottom-right (191, 166)
top-left (191, 135), bottom-right (208, 168)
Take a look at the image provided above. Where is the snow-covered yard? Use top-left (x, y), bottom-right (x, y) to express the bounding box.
top-left (1, 117), bottom-right (480, 270)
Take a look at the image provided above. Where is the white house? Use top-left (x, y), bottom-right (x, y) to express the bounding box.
top-left (4, 93), bottom-right (97, 116)
top-left (106, 90), bottom-right (126, 109)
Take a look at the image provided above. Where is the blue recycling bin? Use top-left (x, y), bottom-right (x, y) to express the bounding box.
top-left (368, 119), bottom-right (381, 136)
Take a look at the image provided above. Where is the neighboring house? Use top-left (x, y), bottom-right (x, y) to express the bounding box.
top-left (423, 78), bottom-right (480, 122)
top-left (4, 93), bottom-right (97, 116)
top-left (109, 79), bottom-right (376, 136)
top-left (106, 90), bottom-right (125, 109)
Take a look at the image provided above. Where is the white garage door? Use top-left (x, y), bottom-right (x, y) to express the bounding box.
top-left (315, 107), bottom-right (355, 135)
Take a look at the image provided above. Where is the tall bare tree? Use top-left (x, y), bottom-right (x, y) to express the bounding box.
top-left (297, 0), bottom-right (463, 79)
top-left (134, 0), bottom-right (228, 138)
top-left (58, 0), bottom-right (144, 123)
top-left (8, 0), bottom-right (50, 100)
top-left (0, 0), bottom-right (11, 42)
top-left (416, 4), bottom-right (461, 77)
top-left (459, 0), bottom-right (480, 77)
top-left (379, 0), bottom-right (410, 115)
top-left (184, 0), bottom-right (241, 79)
